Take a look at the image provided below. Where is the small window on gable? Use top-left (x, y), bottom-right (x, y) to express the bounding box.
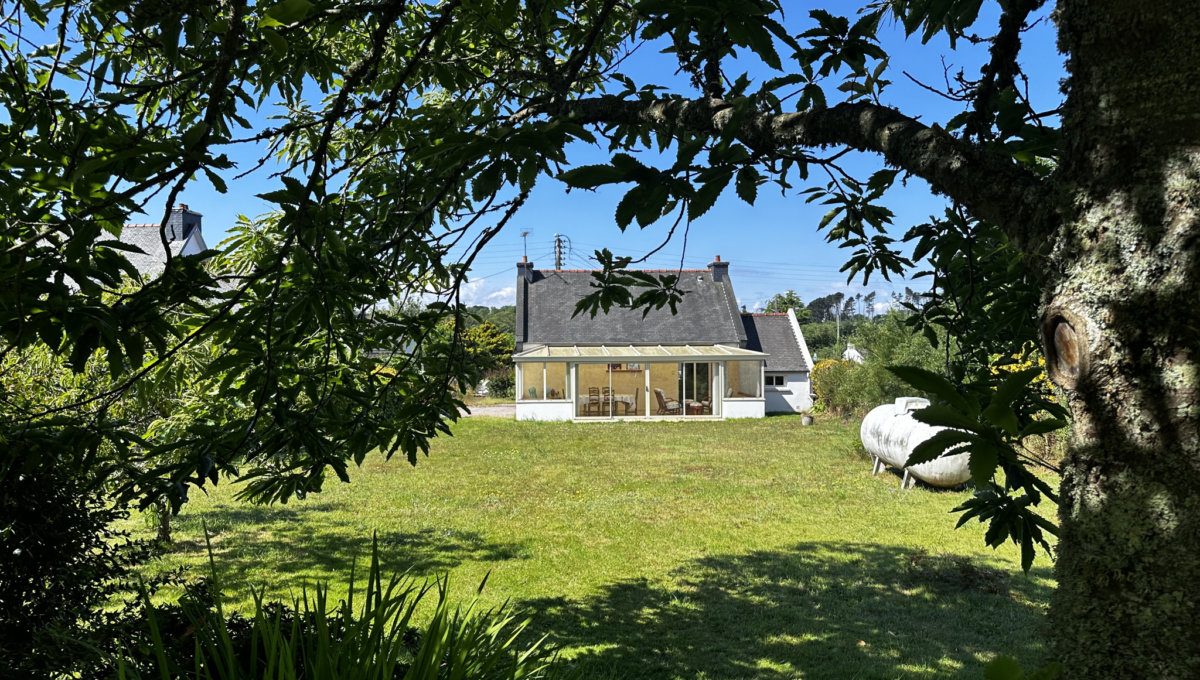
top-left (765, 375), bottom-right (785, 387)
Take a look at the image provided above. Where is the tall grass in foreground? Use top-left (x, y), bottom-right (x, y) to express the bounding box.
top-left (119, 536), bottom-right (565, 680)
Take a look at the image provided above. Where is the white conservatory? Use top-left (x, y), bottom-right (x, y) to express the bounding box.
top-left (512, 344), bottom-right (769, 421)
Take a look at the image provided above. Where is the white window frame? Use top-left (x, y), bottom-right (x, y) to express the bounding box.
top-left (518, 361), bottom-right (570, 401)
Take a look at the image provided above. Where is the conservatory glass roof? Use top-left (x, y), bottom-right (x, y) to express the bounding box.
top-left (512, 344), bottom-right (769, 361)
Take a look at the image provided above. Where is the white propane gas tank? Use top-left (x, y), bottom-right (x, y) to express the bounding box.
top-left (860, 397), bottom-right (971, 488)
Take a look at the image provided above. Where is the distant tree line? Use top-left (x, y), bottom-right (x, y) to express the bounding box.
top-left (756, 288), bottom-right (928, 360)
top-left (463, 305), bottom-right (516, 336)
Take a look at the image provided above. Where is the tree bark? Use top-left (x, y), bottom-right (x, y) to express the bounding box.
top-left (1045, 1), bottom-right (1200, 676)
top-left (157, 503), bottom-right (171, 544)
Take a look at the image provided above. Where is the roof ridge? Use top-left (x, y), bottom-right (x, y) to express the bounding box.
top-left (536, 268), bottom-right (711, 274)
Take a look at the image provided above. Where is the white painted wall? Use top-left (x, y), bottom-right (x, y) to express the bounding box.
top-left (516, 401), bottom-right (573, 421)
top-left (180, 230), bottom-right (207, 256)
top-left (723, 398), bottom-right (765, 419)
top-left (765, 372), bottom-right (813, 413)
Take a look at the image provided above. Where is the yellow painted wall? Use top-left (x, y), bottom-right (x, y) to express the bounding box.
top-left (517, 363), bottom-right (540, 400)
top-left (545, 362), bottom-right (567, 399)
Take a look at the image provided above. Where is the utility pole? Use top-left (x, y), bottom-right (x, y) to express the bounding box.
top-left (554, 233), bottom-right (563, 270)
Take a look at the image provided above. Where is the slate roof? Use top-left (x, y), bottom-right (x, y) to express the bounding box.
top-left (515, 260), bottom-right (746, 350)
top-left (117, 205), bottom-right (205, 277)
top-left (741, 313), bottom-right (809, 372)
top-left (118, 225), bottom-right (192, 277)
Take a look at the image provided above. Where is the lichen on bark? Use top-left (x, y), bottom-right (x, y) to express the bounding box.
top-left (1046, 3), bottom-right (1200, 675)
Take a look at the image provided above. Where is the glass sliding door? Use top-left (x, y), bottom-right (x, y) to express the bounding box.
top-left (648, 362), bottom-right (681, 415)
top-left (681, 362), bottom-right (715, 415)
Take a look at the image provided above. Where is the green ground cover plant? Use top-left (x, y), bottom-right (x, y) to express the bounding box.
top-left (134, 416), bottom-right (1053, 679)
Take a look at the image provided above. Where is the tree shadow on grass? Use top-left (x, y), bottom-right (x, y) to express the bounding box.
top-left (521, 542), bottom-right (1052, 680)
top-left (168, 504), bottom-right (530, 589)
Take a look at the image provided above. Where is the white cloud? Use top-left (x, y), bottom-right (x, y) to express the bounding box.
top-left (482, 286), bottom-right (515, 306)
top-left (458, 279), bottom-right (515, 307)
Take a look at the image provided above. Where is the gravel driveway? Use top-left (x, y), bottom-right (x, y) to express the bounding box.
top-left (458, 404), bottom-right (516, 418)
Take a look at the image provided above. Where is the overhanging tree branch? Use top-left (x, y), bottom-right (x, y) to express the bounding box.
top-left (965, 0), bottom-right (1048, 139)
top-left (529, 95), bottom-right (1052, 255)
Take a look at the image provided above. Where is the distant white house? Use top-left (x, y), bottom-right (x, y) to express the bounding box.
top-left (510, 257), bottom-right (813, 421)
top-left (843, 343), bottom-right (865, 364)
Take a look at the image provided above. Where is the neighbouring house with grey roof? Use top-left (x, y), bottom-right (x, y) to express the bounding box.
top-left (511, 256), bottom-right (812, 421)
top-left (741, 311), bottom-right (815, 413)
top-left (119, 204), bottom-right (209, 278)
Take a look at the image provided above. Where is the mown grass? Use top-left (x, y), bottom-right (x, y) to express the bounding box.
top-left (135, 415), bottom-right (1054, 679)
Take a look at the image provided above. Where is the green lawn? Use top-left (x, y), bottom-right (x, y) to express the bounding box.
top-left (140, 415), bottom-right (1054, 679)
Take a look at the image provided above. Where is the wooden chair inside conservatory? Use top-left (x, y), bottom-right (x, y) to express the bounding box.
top-left (585, 387), bottom-right (603, 416)
top-left (654, 388), bottom-right (681, 415)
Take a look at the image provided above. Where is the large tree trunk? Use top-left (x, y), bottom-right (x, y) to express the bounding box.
top-left (1047, 2), bottom-right (1200, 676)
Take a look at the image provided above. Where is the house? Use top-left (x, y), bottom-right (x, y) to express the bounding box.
top-left (118, 204), bottom-right (209, 277)
top-left (511, 256), bottom-right (813, 421)
top-left (842, 343), bottom-right (865, 363)
top-left (741, 310), bottom-right (815, 413)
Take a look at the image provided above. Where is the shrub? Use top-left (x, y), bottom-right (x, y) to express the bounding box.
top-left (810, 313), bottom-right (947, 415)
top-left (810, 359), bottom-right (854, 414)
top-left (487, 367), bottom-right (516, 398)
top-left (117, 539), bottom-right (566, 680)
top-left (0, 460), bottom-right (158, 679)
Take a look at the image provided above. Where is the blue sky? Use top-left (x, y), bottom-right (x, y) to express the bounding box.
top-left (140, 3), bottom-right (1065, 312)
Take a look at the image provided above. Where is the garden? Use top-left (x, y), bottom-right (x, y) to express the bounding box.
top-left (132, 415), bottom-right (1054, 679)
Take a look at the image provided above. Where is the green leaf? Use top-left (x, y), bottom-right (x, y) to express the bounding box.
top-left (265, 0), bottom-right (313, 25)
top-left (912, 404), bottom-right (979, 432)
top-left (906, 428), bottom-right (972, 467)
top-left (472, 163), bottom-right (504, 202)
top-left (615, 185), bottom-right (647, 230)
top-left (689, 175), bottom-right (727, 222)
top-left (887, 365), bottom-right (974, 414)
top-left (735, 166), bottom-right (760, 205)
top-left (969, 442), bottom-right (999, 486)
top-left (636, 183), bottom-right (670, 227)
top-left (993, 366), bottom-right (1043, 410)
top-left (983, 655), bottom-right (1024, 680)
top-left (558, 163), bottom-right (629, 189)
top-left (982, 400), bottom-right (1020, 435)
top-left (181, 123), bottom-right (209, 149)
top-left (262, 28), bottom-right (288, 57)
top-left (1020, 418), bottom-right (1067, 438)
top-left (203, 168), bottom-right (228, 193)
